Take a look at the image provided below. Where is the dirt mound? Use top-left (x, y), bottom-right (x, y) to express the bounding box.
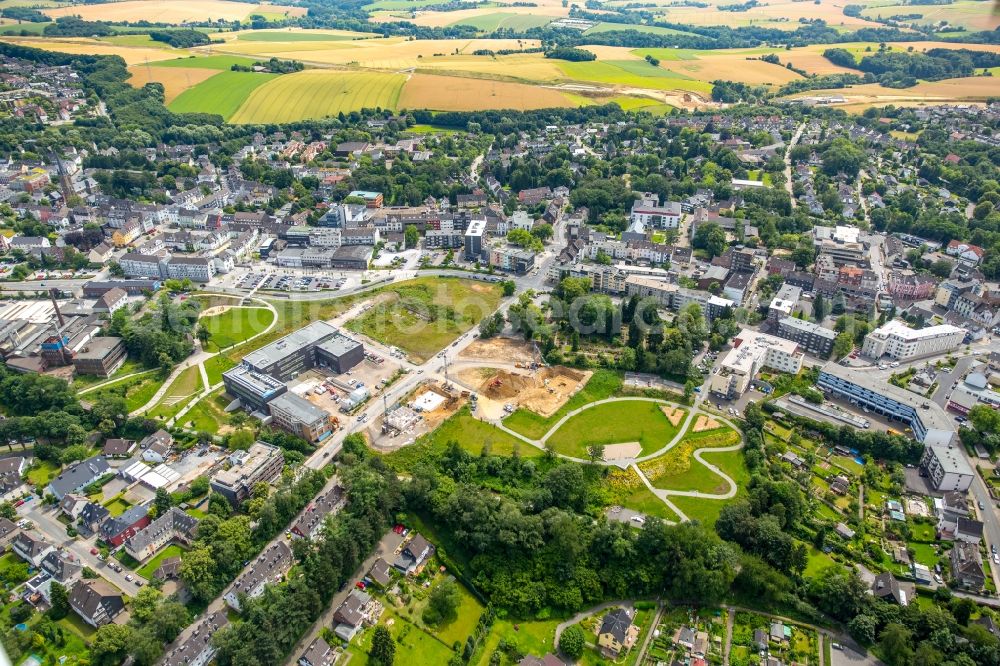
top-left (692, 415), bottom-right (721, 432)
top-left (456, 365), bottom-right (590, 418)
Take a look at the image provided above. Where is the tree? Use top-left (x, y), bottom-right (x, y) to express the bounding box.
top-left (154, 487), bottom-right (172, 516)
top-left (559, 624), bottom-right (585, 660)
top-left (501, 280), bottom-right (516, 297)
top-left (369, 625), bottom-right (395, 666)
top-left (404, 225), bottom-right (419, 249)
top-left (423, 579), bottom-right (462, 625)
top-left (693, 222), bottom-right (727, 258)
top-left (91, 624), bottom-right (133, 666)
top-left (813, 293), bottom-right (827, 322)
top-left (879, 623), bottom-right (914, 666)
top-left (587, 443), bottom-right (605, 462)
top-left (179, 546), bottom-right (217, 601)
top-left (47, 582), bottom-right (69, 620)
top-left (833, 331), bottom-right (854, 360)
top-left (0, 501), bottom-right (14, 520)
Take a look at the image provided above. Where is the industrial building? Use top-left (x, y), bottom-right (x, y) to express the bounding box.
top-left (862, 320), bottom-right (966, 362)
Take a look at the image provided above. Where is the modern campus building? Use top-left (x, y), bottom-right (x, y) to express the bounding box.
top-left (267, 392), bottom-right (336, 444)
top-left (210, 442), bottom-right (284, 505)
top-left (816, 362), bottom-right (955, 445)
top-left (920, 443), bottom-right (974, 492)
top-left (710, 329), bottom-right (804, 399)
top-left (776, 317), bottom-right (837, 358)
top-left (862, 320), bottom-right (966, 362)
top-left (464, 218), bottom-right (486, 261)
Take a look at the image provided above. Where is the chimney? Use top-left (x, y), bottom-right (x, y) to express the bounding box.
top-left (49, 288), bottom-right (64, 328)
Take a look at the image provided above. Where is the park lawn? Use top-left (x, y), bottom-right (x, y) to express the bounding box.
top-left (654, 445), bottom-right (746, 495)
top-left (545, 400), bottom-right (682, 458)
top-left (72, 358), bottom-right (145, 391)
top-left (89, 372), bottom-right (166, 413)
top-left (177, 389), bottom-right (232, 433)
top-left (26, 459), bottom-right (61, 486)
top-left (136, 544), bottom-right (187, 579)
top-left (169, 71), bottom-right (278, 120)
top-left (620, 486), bottom-right (681, 522)
top-left (503, 370), bottom-right (623, 440)
top-left (668, 495), bottom-right (728, 526)
top-left (103, 496), bottom-right (132, 517)
top-left (384, 406), bottom-right (542, 470)
top-left (200, 306), bottom-right (274, 351)
top-left (205, 355), bottom-right (237, 386)
top-left (639, 428), bottom-right (740, 491)
top-left (346, 277), bottom-right (503, 363)
top-left (474, 618), bottom-right (561, 666)
top-left (148, 365), bottom-right (203, 421)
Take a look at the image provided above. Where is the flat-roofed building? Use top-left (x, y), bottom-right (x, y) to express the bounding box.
top-left (72, 336), bottom-right (127, 377)
top-left (242, 321), bottom-right (339, 381)
top-left (210, 442), bottom-right (284, 506)
top-left (268, 392), bottom-right (335, 444)
top-left (710, 329), bottom-right (803, 399)
top-left (921, 443), bottom-right (974, 492)
top-left (222, 364), bottom-right (288, 414)
top-left (776, 317), bottom-right (837, 358)
top-left (862, 320), bottom-right (966, 361)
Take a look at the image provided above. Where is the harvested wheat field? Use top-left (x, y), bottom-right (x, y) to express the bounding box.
top-left (459, 366), bottom-right (590, 417)
top-left (658, 53), bottom-right (802, 86)
top-left (1, 38), bottom-right (178, 65)
top-left (660, 405), bottom-right (685, 427)
top-left (128, 65), bottom-right (220, 102)
top-left (789, 76), bottom-right (1000, 108)
top-left (459, 337), bottom-right (541, 366)
top-left (401, 73), bottom-right (578, 110)
top-left (44, 0), bottom-right (305, 23)
top-left (693, 414), bottom-right (722, 432)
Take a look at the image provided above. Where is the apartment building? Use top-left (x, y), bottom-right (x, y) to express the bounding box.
top-left (224, 541), bottom-right (293, 611)
top-left (710, 329), bottom-right (803, 399)
top-left (464, 219), bottom-right (486, 261)
top-left (775, 317), bottom-right (837, 358)
top-left (123, 507), bottom-right (199, 563)
top-left (921, 444), bottom-right (974, 492)
top-left (862, 320), bottom-right (966, 361)
top-left (629, 194), bottom-right (681, 229)
top-left (816, 363), bottom-right (954, 445)
top-left (164, 256), bottom-right (216, 283)
top-left (210, 442), bottom-right (284, 505)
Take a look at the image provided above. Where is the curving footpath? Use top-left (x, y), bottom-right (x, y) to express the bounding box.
top-left (486, 395), bottom-right (746, 521)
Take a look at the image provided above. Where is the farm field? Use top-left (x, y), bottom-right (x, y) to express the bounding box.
top-left (448, 11), bottom-right (554, 31)
top-left (624, 0), bottom-right (886, 30)
top-left (861, 0), bottom-right (1000, 31)
top-left (169, 71), bottom-right (277, 119)
top-left (544, 400), bottom-right (684, 458)
top-left (373, 2), bottom-right (569, 28)
top-left (233, 28), bottom-right (378, 42)
top-left (43, 0), bottom-right (306, 23)
top-left (0, 37), bottom-right (178, 64)
top-left (127, 65), bottom-right (221, 103)
top-left (199, 306), bottom-right (274, 351)
top-left (229, 69), bottom-right (405, 123)
top-left (557, 59), bottom-right (714, 93)
top-left (154, 54), bottom-right (259, 70)
top-left (346, 277), bottom-right (503, 363)
top-left (399, 72), bottom-right (580, 111)
top-left (787, 75), bottom-right (1000, 108)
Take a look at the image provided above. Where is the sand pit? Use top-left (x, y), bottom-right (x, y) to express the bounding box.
top-left (660, 406), bottom-right (685, 427)
top-left (459, 366), bottom-right (590, 417)
top-left (692, 415), bottom-right (721, 432)
top-left (199, 305), bottom-right (233, 318)
top-left (603, 442), bottom-right (642, 460)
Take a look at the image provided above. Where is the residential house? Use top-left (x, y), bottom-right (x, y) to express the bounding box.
top-left (59, 493), bottom-right (89, 521)
top-left (69, 579), bottom-right (125, 628)
top-left (298, 637), bottom-right (336, 666)
top-left (0, 456), bottom-right (27, 499)
top-left (77, 502), bottom-right (110, 535)
top-left (123, 506), bottom-right (199, 563)
top-left (161, 609), bottom-right (229, 666)
top-left (12, 531), bottom-right (55, 567)
top-left (98, 504), bottom-right (150, 547)
top-left (45, 455), bottom-right (110, 500)
top-left (368, 558), bottom-right (393, 588)
top-left (102, 438), bottom-right (136, 459)
top-left (140, 429), bottom-right (172, 463)
top-left (871, 572), bottom-right (912, 606)
top-left (598, 607), bottom-right (636, 658)
top-left (290, 485), bottom-right (346, 539)
top-left (950, 540), bottom-right (986, 590)
top-left (393, 533), bottom-right (433, 575)
top-left (333, 589), bottom-right (381, 641)
top-left (224, 541), bottom-right (293, 612)
top-left (0, 517), bottom-right (19, 549)
top-left (517, 656), bottom-right (563, 666)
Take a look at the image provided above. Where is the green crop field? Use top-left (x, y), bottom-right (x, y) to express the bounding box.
top-left (236, 30), bottom-right (367, 41)
top-left (0, 21), bottom-right (50, 35)
top-left (584, 21), bottom-right (695, 36)
top-left (169, 71), bottom-right (277, 119)
top-left (545, 400), bottom-right (683, 458)
top-left (155, 54), bottom-right (259, 70)
top-left (228, 70), bottom-right (405, 123)
top-left (448, 12), bottom-right (553, 31)
top-left (557, 59), bottom-right (713, 93)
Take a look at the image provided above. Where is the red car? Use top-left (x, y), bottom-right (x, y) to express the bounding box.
top-left (355, 581), bottom-right (366, 590)
top-left (90, 548), bottom-right (99, 555)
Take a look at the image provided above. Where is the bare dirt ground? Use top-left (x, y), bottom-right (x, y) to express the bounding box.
top-left (199, 305), bottom-right (233, 318)
top-left (692, 414), bottom-right (721, 432)
top-left (456, 366), bottom-right (590, 418)
top-left (603, 442), bottom-right (643, 460)
top-left (660, 405), bottom-right (685, 427)
top-left (459, 337), bottom-right (541, 365)
top-left (413, 383), bottom-right (465, 431)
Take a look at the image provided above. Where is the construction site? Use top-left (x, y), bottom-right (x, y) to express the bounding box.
top-left (454, 365), bottom-right (591, 421)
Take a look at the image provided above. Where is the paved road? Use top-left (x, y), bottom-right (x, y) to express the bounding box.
top-left (784, 122), bottom-right (806, 209)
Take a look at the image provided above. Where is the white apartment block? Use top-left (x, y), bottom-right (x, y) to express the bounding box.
top-left (629, 195), bottom-right (681, 229)
top-left (920, 444), bottom-right (974, 492)
top-left (862, 320), bottom-right (966, 361)
top-left (710, 329), bottom-right (803, 398)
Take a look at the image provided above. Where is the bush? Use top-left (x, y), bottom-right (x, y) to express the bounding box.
top-left (559, 624), bottom-right (585, 660)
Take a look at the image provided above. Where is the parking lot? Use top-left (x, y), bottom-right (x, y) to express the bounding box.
top-left (236, 271), bottom-right (346, 293)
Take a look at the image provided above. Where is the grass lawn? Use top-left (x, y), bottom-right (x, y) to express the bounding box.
top-left (545, 400), bottom-right (682, 458)
top-left (102, 496), bottom-right (132, 517)
top-left (155, 54), bottom-right (258, 70)
top-left (907, 541), bottom-right (941, 568)
top-left (178, 389), bottom-right (233, 433)
top-left (653, 446), bottom-right (748, 495)
top-left (830, 455), bottom-right (864, 476)
top-left (346, 277), bottom-right (503, 363)
top-left (384, 406), bottom-right (542, 470)
top-left (503, 370), bottom-right (623, 440)
top-left (669, 495), bottom-right (728, 526)
top-left (804, 546), bottom-right (837, 577)
top-left (639, 428), bottom-right (740, 491)
top-left (814, 501), bottom-right (842, 521)
top-left (89, 372), bottom-right (166, 412)
top-left (204, 354), bottom-right (237, 386)
top-left (621, 485), bottom-right (682, 522)
top-left (200, 306), bottom-right (274, 351)
top-left (148, 365), bottom-right (203, 421)
top-left (351, 606), bottom-right (457, 665)
top-left (424, 577), bottom-right (484, 646)
top-left (26, 459), bottom-right (61, 487)
top-left (58, 610), bottom-right (97, 639)
top-left (115, 550), bottom-right (142, 570)
top-left (136, 543), bottom-right (187, 579)
top-left (72, 358), bottom-right (145, 391)
top-left (474, 618), bottom-right (561, 666)
top-left (910, 522), bottom-right (936, 542)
